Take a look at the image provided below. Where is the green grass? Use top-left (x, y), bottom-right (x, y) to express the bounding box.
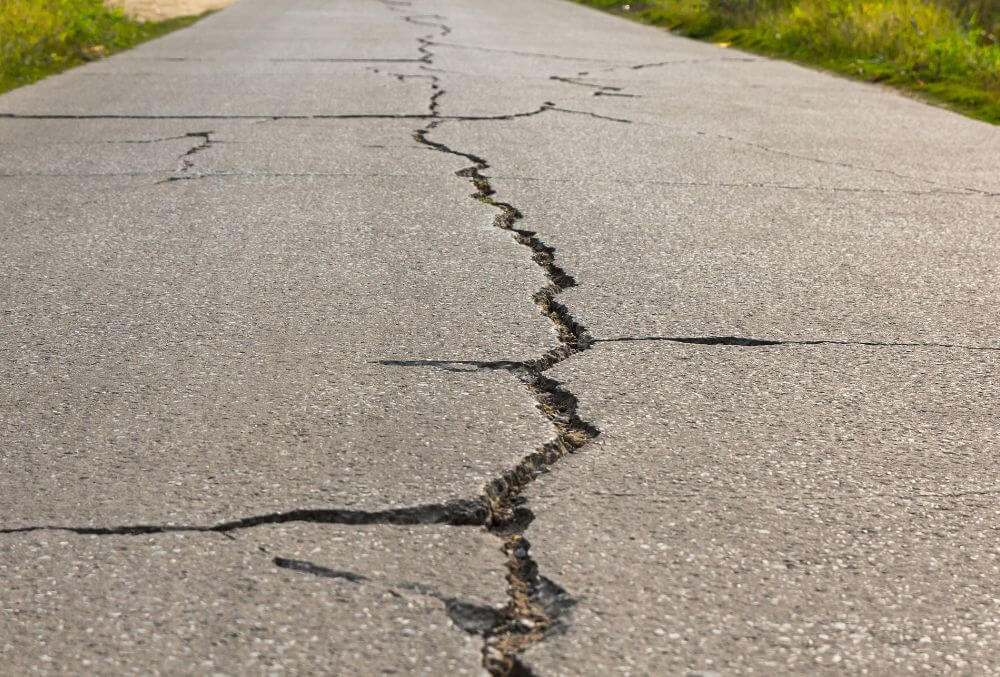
top-left (572, 0), bottom-right (1000, 124)
top-left (1, 0), bottom-right (207, 95)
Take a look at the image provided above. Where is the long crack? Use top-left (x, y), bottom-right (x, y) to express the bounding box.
top-left (0, 4), bottom-right (625, 674)
top-left (401, 11), bottom-right (600, 675)
top-left (596, 335), bottom-right (1000, 351)
top-left (411, 126), bottom-right (597, 673)
top-left (0, 499), bottom-right (489, 535)
top-left (0, 107), bottom-right (629, 122)
top-left (4, 2), bottom-right (999, 674)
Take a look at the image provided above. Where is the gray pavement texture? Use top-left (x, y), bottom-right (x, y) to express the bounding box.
top-left (0, 0), bottom-right (998, 674)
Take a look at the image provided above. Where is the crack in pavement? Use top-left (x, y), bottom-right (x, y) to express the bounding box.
top-left (273, 557), bottom-right (371, 583)
top-left (154, 131), bottom-right (214, 183)
top-left (0, 2), bottom-right (790, 675)
top-left (593, 90), bottom-right (639, 98)
top-left (701, 131), bottom-right (998, 196)
top-left (0, 499), bottom-right (490, 536)
top-left (595, 335), bottom-right (1000, 351)
top-left (409, 125), bottom-right (593, 677)
top-left (178, 130), bottom-right (212, 172)
top-left (546, 56), bottom-right (762, 100)
top-left (549, 75), bottom-right (622, 93)
top-left (0, 107), bottom-right (631, 123)
top-left (549, 74), bottom-right (641, 99)
top-left (587, 56), bottom-right (761, 75)
top-left (111, 55), bottom-right (430, 63)
top-left (4, 3), bottom-right (997, 675)
top-left (4, 170), bottom-right (980, 197)
top-left (490, 174), bottom-right (986, 196)
top-left (395, 11), bottom-right (605, 676)
top-left (270, 57), bottom-right (427, 63)
top-left (275, 556), bottom-right (504, 635)
top-left (424, 41), bottom-right (621, 63)
top-left (0, 8), bottom-right (619, 674)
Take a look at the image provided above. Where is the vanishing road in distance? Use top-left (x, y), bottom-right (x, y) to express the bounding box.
top-left (2, 0), bottom-right (999, 674)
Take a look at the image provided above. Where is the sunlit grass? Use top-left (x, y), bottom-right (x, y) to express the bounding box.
top-left (574, 0), bottom-right (1000, 123)
top-left (0, 0), bottom-right (206, 95)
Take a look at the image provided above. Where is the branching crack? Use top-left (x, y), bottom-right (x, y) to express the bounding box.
top-left (0, 6), bottom-right (641, 675)
top-left (178, 130), bottom-right (212, 172)
top-left (154, 130), bottom-right (214, 183)
top-left (368, 11), bottom-right (605, 671)
top-left (407, 109), bottom-right (597, 671)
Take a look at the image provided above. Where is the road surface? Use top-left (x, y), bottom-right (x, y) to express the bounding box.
top-left (2, 0), bottom-right (999, 674)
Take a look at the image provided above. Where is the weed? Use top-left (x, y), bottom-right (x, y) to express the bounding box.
top-left (0, 0), bottom-right (208, 95)
top-left (575, 0), bottom-right (1000, 123)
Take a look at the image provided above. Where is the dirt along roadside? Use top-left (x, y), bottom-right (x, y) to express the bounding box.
top-left (105, 0), bottom-right (237, 21)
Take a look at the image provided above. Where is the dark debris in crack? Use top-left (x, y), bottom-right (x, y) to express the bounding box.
top-left (386, 11), bottom-right (612, 671)
top-left (408, 111), bottom-right (599, 672)
top-left (0, 5), bottom-right (643, 677)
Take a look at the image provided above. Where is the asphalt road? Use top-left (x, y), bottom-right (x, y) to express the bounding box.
top-left (1, 0), bottom-right (998, 674)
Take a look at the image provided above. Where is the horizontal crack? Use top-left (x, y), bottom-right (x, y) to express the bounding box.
top-left (703, 131), bottom-right (997, 196)
top-left (0, 499), bottom-right (489, 535)
top-left (113, 56), bottom-right (428, 63)
top-left (490, 174), bottom-right (982, 196)
top-left (271, 57), bottom-right (427, 63)
top-left (378, 359), bottom-right (523, 373)
top-left (626, 56), bottom-right (759, 71)
top-left (604, 335), bottom-right (782, 347)
top-left (550, 75), bottom-right (621, 92)
top-left (549, 74), bottom-right (640, 99)
top-left (597, 335), bottom-right (1000, 351)
top-left (0, 106), bottom-right (629, 124)
top-left (426, 41), bottom-right (619, 63)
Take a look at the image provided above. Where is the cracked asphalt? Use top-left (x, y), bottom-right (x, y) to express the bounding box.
top-left (1, 0), bottom-right (998, 674)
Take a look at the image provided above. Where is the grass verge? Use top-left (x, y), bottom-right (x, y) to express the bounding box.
top-left (1, 0), bottom-right (208, 96)
top-left (571, 0), bottom-right (1000, 124)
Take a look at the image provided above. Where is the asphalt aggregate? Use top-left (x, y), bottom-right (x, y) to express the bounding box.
top-left (1, 0), bottom-right (998, 674)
